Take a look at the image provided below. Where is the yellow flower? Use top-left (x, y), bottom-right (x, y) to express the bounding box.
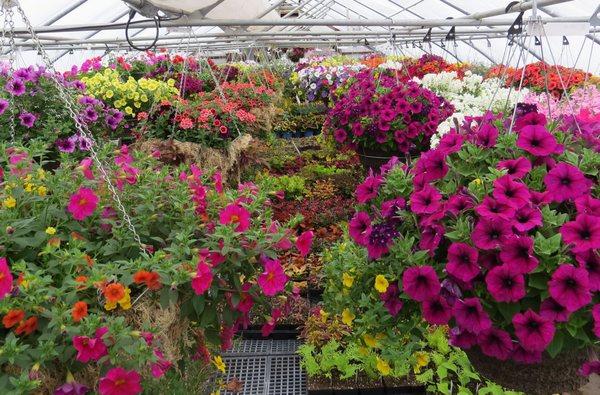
top-left (358, 346), bottom-right (370, 356)
top-left (118, 288), bottom-right (132, 310)
top-left (376, 357), bottom-right (391, 376)
top-left (37, 168), bottom-right (46, 180)
top-left (413, 351), bottom-right (430, 373)
top-left (167, 78), bottom-right (176, 87)
top-left (134, 101), bottom-right (141, 109)
top-left (473, 178), bottom-right (482, 185)
top-left (104, 300), bottom-right (117, 311)
top-left (341, 308), bottom-right (355, 326)
top-left (213, 355), bottom-right (226, 373)
top-left (45, 227), bottom-right (56, 235)
top-left (374, 275), bottom-right (389, 293)
top-left (3, 196), bottom-right (16, 209)
top-left (342, 272), bottom-right (354, 288)
top-left (24, 183), bottom-right (34, 193)
top-left (124, 106), bottom-right (134, 115)
top-left (363, 334), bottom-right (378, 348)
top-left (319, 309), bottom-right (329, 323)
top-left (37, 186), bottom-right (47, 196)
top-left (105, 90), bottom-right (114, 98)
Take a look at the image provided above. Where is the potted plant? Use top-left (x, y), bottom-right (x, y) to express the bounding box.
top-left (325, 68), bottom-right (454, 171)
top-left (330, 108), bottom-right (600, 394)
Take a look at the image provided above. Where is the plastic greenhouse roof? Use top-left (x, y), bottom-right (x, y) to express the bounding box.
top-left (3, 0), bottom-right (600, 72)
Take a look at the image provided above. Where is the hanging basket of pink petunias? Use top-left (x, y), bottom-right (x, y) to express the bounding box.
top-left (344, 107), bottom-right (600, 395)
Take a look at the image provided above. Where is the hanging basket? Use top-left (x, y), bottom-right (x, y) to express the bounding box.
top-left (465, 346), bottom-right (592, 395)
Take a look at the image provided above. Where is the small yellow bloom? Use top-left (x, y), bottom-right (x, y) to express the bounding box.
top-left (358, 346), bottom-right (370, 356)
top-left (118, 288), bottom-right (132, 310)
top-left (363, 334), bottom-right (379, 348)
top-left (45, 227), bottom-right (56, 235)
top-left (413, 351), bottom-right (430, 373)
top-left (105, 90), bottom-right (114, 98)
top-left (213, 355), bottom-right (226, 373)
top-left (342, 272), bottom-right (354, 288)
top-left (37, 186), bottom-right (48, 196)
top-left (376, 357), bottom-right (391, 375)
top-left (36, 168), bottom-right (46, 180)
top-left (24, 183), bottom-right (34, 193)
top-left (319, 309), bottom-right (329, 323)
top-left (167, 78), bottom-right (176, 87)
top-left (124, 106), bottom-right (134, 115)
top-left (341, 308), bottom-right (355, 326)
top-left (374, 275), bottom-right (389, 293)
top-left (473, 178), bottom-right (482, 185)
top-left (3, 196), bottom-right (16, 208)
top-left (104, 300), bottom-right (117, 311)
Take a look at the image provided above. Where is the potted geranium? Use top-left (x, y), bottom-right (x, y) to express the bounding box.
top-left (337, 108), bottom-right (600, 394)
top-left (325, 68), bottom-right (454, 171)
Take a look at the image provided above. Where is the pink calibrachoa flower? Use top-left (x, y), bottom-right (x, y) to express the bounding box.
top-left (0, 257), bottom-right (13, 300)
top-left (296, 231), bottom-right (313, 257)
top-left (560, 214), bottom-right (600, 253)
top-left (402, 265), bottom-right (441, 302)
top-left (512, 309), bottom-right (555, 352)
top-left (72, 332), bottom-right (108, 362)
top-left (150, 349), bottom-right (172, 378)
top-left (191, 261), bottom-right (213, 295)
top-left (477, 327), bottom-right (514, 361)
top-left (98, 367), bottom-right (142, 395)
top-left (548, 264), bottom-right (591, 312)
top-left (543, 162), bottom-right (591, 203)
top-left (67, 187), bottom-right (99, 221)
top-left (213, 171), bottom-right (223, 194)
top-left (219, 204), bottom-right (251, 232)
top-left (257, 258), bottom-right (288, 297)
top-left (79, 158), bottom-right (94, 180)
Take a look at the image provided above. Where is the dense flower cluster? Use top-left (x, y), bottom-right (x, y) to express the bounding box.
top-left (403, 54), bottom-right (468, 79)
top-left (326, 68), bottom-right (454, 155)
top-left (291, 64), bottom-right (365, 102)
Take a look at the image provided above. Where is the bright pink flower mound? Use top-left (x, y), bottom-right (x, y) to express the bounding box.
top-left (67, 187), bottom-right (99, 221)
top-left (219, 204), bottom-right (251, 232)
top-left (0, 257), bottom-right (13, 300)
top-left (296, 231), bottom-right (313, 257)
top-left (191, 261), bottom-right (213, 295)
top-left (98, 367), bottom-right (142, 395)
top-left (257, 258), bottom-right (288, 296)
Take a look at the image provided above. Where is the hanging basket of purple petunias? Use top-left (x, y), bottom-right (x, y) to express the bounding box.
top-left (324, 68), bottom-right (454, 171)
top-left (346, 106), bottom-right (600, 394)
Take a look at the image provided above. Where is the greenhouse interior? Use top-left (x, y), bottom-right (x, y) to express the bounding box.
top-left (1, 0), bottom-right (600, 394)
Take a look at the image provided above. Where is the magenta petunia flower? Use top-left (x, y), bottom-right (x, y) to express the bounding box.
top-left (72, 334), bottom-right (107, 363)
top-left (381, 197), bottom-right (406, 219)
top-left (0, 99), bottom-right (8, 115)
top-left (410, 184), bottom-right (443, 215)
top-left (548, 264), bottom-right (591, 312)
top-left (98, 367), bottom-right (142, 395)
top-left (576, 250), bottom-right (600, 292)
top-left (296, 230), bottom-right (313, 257)
top-left (512, 345), bottom-right (542, 365)
top-left (380, 282), bottom-right (403, 317)
top-left (402, 265), bottom-right (441, 302)
top-left (366, 222), bottom-right (398, 259)
top-left (540, 297), bottom-right (571, 323)
top-left (219, 204), bottom-right (251, 232)
top-left (579, 361), bottom-right (600, 377)
top-left (475, 123), bottom-right (498, 148)
top-left (513, 205), bottom-right (543, 233)
top-left (191, 261), bottom-right (213, 295)
top-left (67, 187), bottom-right (99, 221)
top-left (512, 309), bottom-right (555, 352)
top-left (419, 223), bottom-right (444, 253)
top-left (415, 150), bottom-right (448, 182)
top-left (543, 162), bottom-right (591, 202)
top-left (472, 218), bottom-right (513, 250)
top-left (333, 128), bottom-right (347, 143)
top-left (54, 381), bottom-right (89, 395)
top-left (449, 326), bottom-right (477, 349)
top-left (560, 214), bottom-right (600, 253)
top-left (477, 327), bottom-right (514, 361)
top-left (485, 264), bottom-right (526, 302)
top-left (79, 158), bottom-right (94, 180)
top-left (493, 175), bottom-right (530, 209)
top-left (514, 111), bottom-right (547, 131)
top-left (446, 192), bottom-right (475, 216)
top-left (475, 197), bottom-right (515, 221)
top-left (497, 157), bottom-right (531, 179)
top-left (592, 304), bottom-right (600, 338)
top-left (355, 174), bottom-right (383, 204)
top-left (421, 295), bottom-right (452, 325)
top-left (348, 212), bottom-right (372, 246)
top-left (516, 125), bottom-right (561, 157)
top-left (5, 78), bottom-right (26, 96)
top-left (499, 236), bottom-right (539, 273)
top-left (19, 112), bottom-right (36, 128)
top-left (257, 258), bottom-right (288, 297)
top-left (446, 242), bottom-right (480, 282)
top-left (0, 257), bottom-right (13, 300)
top-left (56, 136), bottom-right (77, 153)
top-left (453, 297), bottom-right (492, 334)
top-left (574, 195), bottom-right (600, 217)
top-left (478, 251), bottom-right (502, 270)
top-left (437, 132), bottom-right (464, 154)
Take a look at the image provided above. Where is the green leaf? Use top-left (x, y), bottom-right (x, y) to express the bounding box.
top-left (546, 331), bottom-right (564, 358)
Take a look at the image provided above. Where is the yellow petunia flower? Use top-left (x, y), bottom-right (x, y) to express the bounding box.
top-left (213, 356), bottom-right (226, 373)
top-left (341, 308), bottom-right (355, 327)
top-left (342, 272), bottom-right (354, 288)
top-left (376, 357), bottom-right (391, 376)
top-left (45, 227), bottom-right (56, 235)
top-left (3, 196), bottom-right (16, 209)
top-left (374, 275), bottom-right (389, 293)
top-left (363, 333), bottom-right (378, 348)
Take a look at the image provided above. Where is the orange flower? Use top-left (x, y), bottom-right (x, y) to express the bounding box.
top-left (104, 283), bottom-right (125, 303)
top-left (84, 255), bottom-right (94, 267)
top-left (133, 270), bottom-right (151, 285)
top-left (47, 237), bottom-right (61, 248)
top-left (72, 301), bottom-right (88, 322)
top-left (3, 309), bottom-right (24, 328)
top-left (133, 270), bottom-right (162, 291)
top-left (15, 316), bottom-right (37, 336)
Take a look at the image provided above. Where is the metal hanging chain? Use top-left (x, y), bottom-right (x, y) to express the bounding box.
top-left (1, 4), bottom-right (16, 144)
top-left (13, 2), bottom-right (145, 252)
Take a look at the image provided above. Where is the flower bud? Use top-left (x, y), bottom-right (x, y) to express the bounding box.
top-left (5, 226), bottom-right (14, 235)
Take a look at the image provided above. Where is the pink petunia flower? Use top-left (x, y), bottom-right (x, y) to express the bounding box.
top-left (355, 174), bottom-right (383, 204)
top-left (499, 236), bottom-right (539, 273)
top-left (349, 212), bottom-right (372, 246)
top-left (453, 297), bottom-right (492, 334)
top-left (98, 367), bottom-right (142, 395)
top-left (219, 204), bottom-right (251, 232)
top-left (513, 205), bottom-right (543, 233)
top-left (492, 175), bottom-right (530, 209)
top-left (191, 261), bottom-right (213, 295)
top-left (72, 333), bottom-right (108, 363)
top-left (410, 184), bottom-right (443, 215)
top-left (592, 304), bottom-right (600, 339)
top-left (560, 214), bottom-right (600, 253)
top-left (574, 195), bottom-right (600, 217)
top-left (449, 327), bottom-right (477, 349)
top-left (497, 157), bottom-right (532, 179)
top-left (472, 218), bottom-right (513, 250)
top-left (296, 231), bottom-right (313, 257)
top-left (421, 295), bottom-right (452, 325)
top-left (446, 242), bottom-right (480, 282)
top-left (579, 361), bottom-right (600, 377)
top-left (548, 264), bottom-right (591, 312)
top-left (474, 197), bottom-right (515, 221)
top-left (0, 257), bottom-right (13, 300)
top-left (67, 187), bottom-right (99, 221)
top-left (485, 264), bottom-right (526, 302)
top-left (257, 258), bottom-right (287, 297)
top-left (543, 162), bottom-right (591, 203)
top-left (512, 344), bottom-right (542, 365)
top-left (576, 250), bottom-right (600, 292)
top-left (512, 309), bottom-right (555, 352)
top-left (516, 125), bottom-right (561, 157)
top-left (540, 297), bottom-right (571, 323)
top-left (402, 265), bottom-right (440, 302)
top-left (477, 327), bottom-right (514, 361)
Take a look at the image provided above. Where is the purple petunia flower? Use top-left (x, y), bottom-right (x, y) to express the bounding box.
top-left (0, 99), bottom-right (8, 115)
top-left (560, 214), bottom-right (600, 253)
top-left (579, 361), bottom-right (600, 377)
top-left (55, 137), bottom-right (76, 153)
top-left (410, 184), bottom-right (443, 215)
top-left (453, 297), bottom-right (492, 334)
top-left (477, 327), bottom-right (514, 361)
top-left (540, 297), bottom-right (571, 323)
top-left (402, 265), bottom-right (441, 302)
top-left (516, 125), bottom-right (562, 157)
top-left (548, 264), bottom-right (591, 312)
top-left (355, 174), bottom-right (383, 204)
top-left (512, 309), bottom-right (555, 352)
top-left (543, 162), bottom-right (591, 203)
top-left (576, 250), bottom-right (600, 292)
top-left (421, 295), bottom-right (452, 325)
top-left (449, 326), bottom-right (477, 349)
top-left (83, 106), bottom-right (98, 122)
top-left (497, 157), bottom-right (532, 179)
top-left (493, 175), bottom-right (531, 209)
top-left (485, 264), bottom-right (526, 302)
top-left (475, 196), bottom-right (516, 221)
top-left (78, 135), bottom-right (92, 151)
top-left (380, 282), bottom-right (403, 317)
top-left (366, 222), bottom-right (398, 260)
top-left (5, 78), bottom-right (26, 96)
top-left (512, 344), bottom-right (542, 365)
top-left (475, 123), bottom-right (498, 148)
top-left (472, 218), bottom-right (513, 250)
top-left (54, 381), bottom-right (89, 395)
top-left (18, 112), bottom-right (36, 128)
top-left (499, 235), bottom-right (539, 273)
top-left (513, 205), bottom-right (543, 233)
top-left (446, 242), bottom-right (480, 282)
top-left (348, 211), bottom-right (372, 246)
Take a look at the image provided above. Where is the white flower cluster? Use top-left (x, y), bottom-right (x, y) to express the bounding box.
top-left (414, 71), bottom-right (530, 147)
top-left (377, 61), bottom-right (404, 70)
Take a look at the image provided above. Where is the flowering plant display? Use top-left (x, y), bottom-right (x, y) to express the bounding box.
top-left (325, 68), bottom-right (454, 155)
top-left (292, 64), bottom-right (366, 102)
top-left (324, 107), bottom-right (600, 381)
top-left (403, 54), bottom-right (468, 79)
top-left (0, 142), bottom-right (309, 394)
top-left (0, 64), bottom-right (124, 148)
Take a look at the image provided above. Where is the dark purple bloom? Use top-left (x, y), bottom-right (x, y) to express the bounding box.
top-left (421, 295), bottom-right (452, 325)
top-left (560, 214), bottom-right (600, 253)
top-left (402, 265), bottom-right (441, 302)
top-left (0, 99), bottom-right (8, 115)
top-left (544, 162), bottom-right (591, 203)
top-left (540, 297), bottom-right (571, 323)
top-left (513, 205), bottom-right (543, 233)
top-left (512, 345), bottom-right (542, 365)
top-left (366, 222), bottom-right (399, 260)
top-left (449, 327), bottom-right (477, 349)
top-left (453, 297), bottom-right (492, 334)
top-left (516, 125), bottom-right (561, 157)
top-left (485, 264), bottom-right (526, 302)
top-left (499, 236), bottom-right (539, 273)
top-left (497, 157), bottom-right (531, 179)
top-left (493, 175), bottom-right (530, 209)
top-left (478, 327), bottom-right (514, 361)
top-left (548, 264), bottom-right (591, 312)
top-left (472, 218), bottom-right (513, 250)
top-left (5, 78), bottom-right (26, 96)
top-left (446, 242), bottom-right (480, 282)
top-left (512, 309), bottom-right (555, 352)
top-left (380, 282), bottom-right (403, 317)
top-left (19, 112), bottom-right (36, 128)
top-left (475, 197), bottom-right (516, 221)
